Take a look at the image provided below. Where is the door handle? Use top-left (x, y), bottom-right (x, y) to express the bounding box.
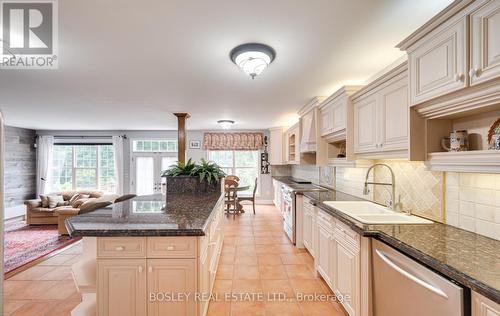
top-left (375, 249), bottom-right (448, 299)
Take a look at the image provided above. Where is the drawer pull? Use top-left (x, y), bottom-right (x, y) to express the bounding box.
top-left (115, 246), bottom-right (125, 251)
top-left (166, 246), bottom-right (175, 251)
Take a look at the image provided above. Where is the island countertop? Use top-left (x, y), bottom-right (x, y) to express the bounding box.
top-left (66, 193), bottom-right (224, 237)
top-left (303, 189), bottom-right (500, 305)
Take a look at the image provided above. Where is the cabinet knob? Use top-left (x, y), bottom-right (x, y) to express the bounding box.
top-left (115, 246), bottom-right (125, 251)
top-left (138, 266), bottom-right (143, 273)
top-left (148, 266), bottom-right (153, 273)
top-left (469, 68), bottom-right (480, 78)
top-left (166, 246), bottom-right (175, 251)
top-left (454, 73), bottom-right (464, 82)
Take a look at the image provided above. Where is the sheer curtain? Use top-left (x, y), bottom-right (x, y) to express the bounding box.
top-left (112, 135), bottom-right (124, 195)
top-left (36, 135), bottom-right (54, 195)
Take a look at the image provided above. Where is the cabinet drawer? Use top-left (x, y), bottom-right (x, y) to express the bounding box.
top-left (317, 210), bottom-right (334, 230)
top-left (147, 237), bottom-right (197, 258)
top-left (334, 221), bottom-right (360, 249)
top-left (97, 237), bottom-right (146, 258)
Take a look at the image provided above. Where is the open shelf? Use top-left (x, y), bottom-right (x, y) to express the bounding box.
top-left (426, 150), bottom-right (500, 173)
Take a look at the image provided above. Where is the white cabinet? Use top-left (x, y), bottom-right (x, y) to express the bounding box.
top-left (332, 99), bottom-right (347, 133)
top-left (320, 104), bottom-right (334, 136)
top-left (334, 243), bottom-right (360, 316)
top-left (353, 62), bottom-right (409, 158)
top-left (269, 127), bottom-right (287, 165)
top-left (354, 95), bottom-right (378, 153)
top-left (302, 201), bottom-right (315, 256)
top-left (408, 15), bottom-right (467, 105)
top-left (472, 291), bottom-right (500, 316)
top-left (316, 217), bottom-right (333, 286)
top-left (470, 0), bottom-right (500, 86)
top-left (285, 123), bottom-right (300, 164)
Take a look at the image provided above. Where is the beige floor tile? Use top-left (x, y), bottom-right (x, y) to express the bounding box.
top-left (234, 255), bottom-right (258, 265)
top-left (231, 280), bottom-right (262, 294)
top-left (230, 301), bottom-right (266, 316)
top-left (298, 301), bottom-right (344, 316)
top-left (261, 280), bottom-right (295, 298)
top-left (44, 299), bottom-right (81, 316)
top-left (37, 255), bottom-right (76, 266)
top-left (216, 264), bottom-right (235, 280)
top-left (207, 301), bottom-right (231, 316)
top-left (9, 266), bottom-right (57, 281)
top-left (36, 280), bottom-right (78, 300)
top-left (3, 300), bottom-right (29, 316)
top-left (214, 280), bottom-right (233, 296)
top-left (285, 265), bottom-right (316, 280)
top-left (265, 300), bottom-right (302, 316)
top-left (280, 253), bottom-right (307, 265)
top-left (233, 265), bottom-right (260, 280)
top-left (8, 300), bottom-right (59, 316)
top-left (257, 254), bottom-right (282, 266)
top-left (259, 265), bottom-right (287, 280)
top-left (289, 279), bottom-right (329, 295)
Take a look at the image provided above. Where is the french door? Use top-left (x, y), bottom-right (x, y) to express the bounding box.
top-left (131, 154), bottom-right (177, 195)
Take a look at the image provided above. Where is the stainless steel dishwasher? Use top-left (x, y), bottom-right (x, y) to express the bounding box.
top-left (372, 239), bottom-right (466, 316)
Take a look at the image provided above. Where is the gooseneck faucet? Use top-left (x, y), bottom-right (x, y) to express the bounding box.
top-left (363, 163), bottom-right (397, 211)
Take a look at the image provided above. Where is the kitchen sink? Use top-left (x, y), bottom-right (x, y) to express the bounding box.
top-left (323, 201), bottom-right (432, 225)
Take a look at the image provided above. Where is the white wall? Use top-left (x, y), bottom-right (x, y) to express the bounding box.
top-left (36, 129), bottom-right (274, 201)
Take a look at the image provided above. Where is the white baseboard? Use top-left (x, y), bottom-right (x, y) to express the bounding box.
top-left (5, 205), bottom-right (26, 221)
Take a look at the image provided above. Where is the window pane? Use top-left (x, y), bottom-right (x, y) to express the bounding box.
top-left (51, 145), bottom-right (73, 192)
top-left (75, 145), bottom-right (97, 168)
top-left (209, 151), bottom-right (233, 168)
top-left (75, 169), bottom-right (97, 190)
top-left (136, 157), bottom-right (154, 195)
top-left (235, 168), bottom-right (258, 195)
top-left (132, 139), bottom-right (178, 153)
top-left (235, 151), bottom-right (259, 168)
top-left (160, 141), bottom-right (168, 152)
top-left (99, 145), bottom-right (116, 193)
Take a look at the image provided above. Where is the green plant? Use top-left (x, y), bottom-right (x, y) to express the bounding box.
top-left (161, 158), bottom-right (196, 177)
top-left (191, 159), bottom-right (226, 184)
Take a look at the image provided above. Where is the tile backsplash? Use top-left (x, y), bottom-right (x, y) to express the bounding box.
top-left (445, 173), bottom-right (500, 240)
top-left (291, 165), bottom-right (320, 184)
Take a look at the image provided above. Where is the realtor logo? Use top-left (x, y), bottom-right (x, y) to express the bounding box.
top-left (0, 0), bottom-right (58, 69)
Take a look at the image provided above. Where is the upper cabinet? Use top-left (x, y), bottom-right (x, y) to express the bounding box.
top-left (285, 123), bottom-right (300, 164)
top-left (407, 15), bottom-right (468, 105)
top-left (352, 61), bottom-right (410, 159)
top-left (269, 127), bottom-right (287, 165)
top-left (470, 0), bottom-right (500, 86)
top-left (398, 0), bottom-right (500, 114)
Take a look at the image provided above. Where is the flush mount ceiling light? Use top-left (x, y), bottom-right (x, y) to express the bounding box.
top-left (217, 120), bottom-right (235, 129)
top-left (230, 43), bottom-right (276, 79)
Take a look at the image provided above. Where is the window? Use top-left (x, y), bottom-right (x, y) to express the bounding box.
top-left (132, 140), bottom-right (178, 152)
top-left (208, 150), bottom-right (260, 195)
top-left (51, 145), bottom-right (116, 193)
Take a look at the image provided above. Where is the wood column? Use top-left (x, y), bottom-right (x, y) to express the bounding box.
top-left (174, 113), bottom-right (190, 164)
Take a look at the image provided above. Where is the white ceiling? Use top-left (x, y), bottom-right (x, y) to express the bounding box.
top-left (0, 0), bottom-right (453, 131)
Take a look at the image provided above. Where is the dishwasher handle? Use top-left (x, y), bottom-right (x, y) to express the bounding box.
top-left (375, 249), bottom-right (448, 299)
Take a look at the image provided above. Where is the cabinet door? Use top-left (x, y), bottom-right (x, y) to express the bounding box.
top-left (303, 208), bottom-right (313, 252)
top-left (380, 77), bottom-right (409, 151)
top-left (320, 105), bottom-right (333, 136)
top-left (269, 128), bottom-right (284, 165)
top-left (336, 243), bottom-right (360, 316)
top-left (470, 0), bottom-right (500, 86)
top-left (408, 16), bottom-right (467, 105)
top-left (332, 100), bottom-right (346, 132)
top-left (98, 259), bottom-right (147, 316)
top-left (354, 96), bottom-right (378, 153)
top-left (472, 291), bottom-right (500, 316)
top-left (316, 224), bottom-right (332, 285)
top-left (147, 259), bottom-right (196, 316)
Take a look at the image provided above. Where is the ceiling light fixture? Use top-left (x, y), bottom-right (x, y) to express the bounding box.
top-left (217, 120), bottom-right (235, 129)
top-left (230, 43), bottom-right (276, 79)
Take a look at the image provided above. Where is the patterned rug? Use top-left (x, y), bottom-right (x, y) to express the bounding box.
top-left (4, 220), bottom-right (81, 274)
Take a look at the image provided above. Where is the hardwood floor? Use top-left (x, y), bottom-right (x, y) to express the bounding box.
top-left (3, 204), bottom-right (348, 316)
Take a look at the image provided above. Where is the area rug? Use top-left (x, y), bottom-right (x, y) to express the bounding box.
top-left (4, 220), bottom-right (81, 274)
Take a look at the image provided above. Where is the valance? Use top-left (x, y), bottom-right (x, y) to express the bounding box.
top-left (203, 132), bottom-right (264, 150)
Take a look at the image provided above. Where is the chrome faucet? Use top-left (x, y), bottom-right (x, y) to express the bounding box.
top-left (363, 163), bottom-right (399, 211)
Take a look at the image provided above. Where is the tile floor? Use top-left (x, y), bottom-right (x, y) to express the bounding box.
top-left (3, 204), bottom-right (347, 316)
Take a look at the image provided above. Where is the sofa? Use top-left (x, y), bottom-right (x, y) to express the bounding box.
top-left (24, 190), bottom-right (118, 226)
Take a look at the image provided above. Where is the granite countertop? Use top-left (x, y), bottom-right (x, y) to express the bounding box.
top-left (272, 176), bottom-right (328, 192)
top-left (66, 193), bottom-right (223, 237)
top-left (303, 190), bottom-right (500, 304)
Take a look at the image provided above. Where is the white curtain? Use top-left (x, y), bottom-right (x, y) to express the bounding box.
top-left (36, 135), bottom-right (54, 195)
top-left (112, 135), bottom-right (124, 195)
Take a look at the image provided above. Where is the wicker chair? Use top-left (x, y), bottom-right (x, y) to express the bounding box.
top-left (238, 178), bottom-right (258, 214)
top-left (224, 179), bottom-right (239, 214)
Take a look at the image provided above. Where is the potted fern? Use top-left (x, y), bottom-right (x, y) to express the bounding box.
top-left (161, 158), bottom-right (226, 193)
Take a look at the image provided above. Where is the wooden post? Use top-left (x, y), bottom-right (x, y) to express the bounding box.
top-left (174, 113), bottom-right (190, 164)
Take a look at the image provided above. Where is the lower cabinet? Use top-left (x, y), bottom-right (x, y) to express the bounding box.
top-left (334, 242), bottom-right (360, 316)
top-left (316, 223), bottom-right (332, 286)
top-left (97, 259), bottom-right (147, 316)
top-left (472, 291), bottom-right (500, 316)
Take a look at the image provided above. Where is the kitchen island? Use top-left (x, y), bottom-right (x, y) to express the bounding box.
top-left (66, 193), bottom-right (225, 316)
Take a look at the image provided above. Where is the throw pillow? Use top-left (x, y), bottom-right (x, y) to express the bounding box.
top-left (57, 201), bottom-right (70, 207)
top-left (47, 195), bottom-right (65, 208)
top-left (73, 198), bottom-right (91, 208)
top-left (39, 195), bottom-right (50, 208)
top-left (69, 193), bottom-right (81, 205)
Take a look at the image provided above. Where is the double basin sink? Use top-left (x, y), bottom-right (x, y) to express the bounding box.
top-left (323, 201), bottom-right (432, 225)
